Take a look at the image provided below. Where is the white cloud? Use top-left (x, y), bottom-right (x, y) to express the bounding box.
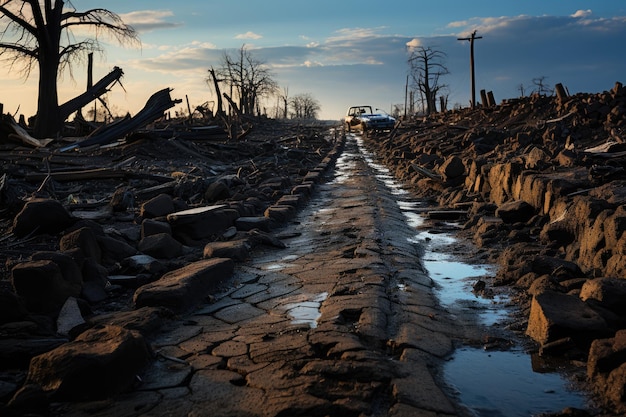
top-left (303, 60), bottom-right (323, 67)
top-left (235, 31), bottom-right (263, 40)
top-left (327, 27), bottom-right (388, 42)
top-left (120, 10), bottom-right (182, 32)
top-left (572, 10), bottom-right (593, 18)
top-left (406, 38), bottom-right (422, 49)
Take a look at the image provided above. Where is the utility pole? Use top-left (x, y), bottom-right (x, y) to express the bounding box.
top-left (458, 30), bottom-right (482, 109)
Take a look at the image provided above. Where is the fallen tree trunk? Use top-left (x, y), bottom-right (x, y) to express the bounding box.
top-left (58, 67), bottom-right (125, 122)
top-left (61, 88), bottom-right (182, 152)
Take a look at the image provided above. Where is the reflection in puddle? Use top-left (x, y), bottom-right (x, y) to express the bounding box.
top-left (445, 348), bottom-right (588, 417)
top-left (285, 292), bottom-right (328, 328)
top-left (263, 263), bottom-right (295, 271)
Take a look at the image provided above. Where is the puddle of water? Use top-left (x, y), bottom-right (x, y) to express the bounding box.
top-left (445, 348), bottom-right (588, 417)
top-left (284, 292), bottom-right (328, 328)
top-left (423, 256), bottom-right (508, 326)
top-left (263, 263), bottom-right (296, 271)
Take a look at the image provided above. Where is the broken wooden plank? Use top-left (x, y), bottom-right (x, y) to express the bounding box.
top-left (6, 119), bottom-right (54, 148)
top-left (411, 163), bottom-right (443, 181)
top-left (24, 168), bottom-right (173, 183)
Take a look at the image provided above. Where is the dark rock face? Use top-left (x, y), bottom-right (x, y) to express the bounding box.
top-left (11, 199), bottom-right (75, 238)
top-left (25, 325), bottom-right (152, 401)
top-left (11, 260), bottom-right (80, 314)
top-left (495, 200), bottom-right (535, 223)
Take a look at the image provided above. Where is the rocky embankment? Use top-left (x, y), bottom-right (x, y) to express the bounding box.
top-left (363, 82), bottom-right (626, 414)
top-left (0, 120), bottom-right (342, 415)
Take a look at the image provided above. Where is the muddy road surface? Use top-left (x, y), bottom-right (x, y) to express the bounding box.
top-left (53, 133), bottom-right (490, 417)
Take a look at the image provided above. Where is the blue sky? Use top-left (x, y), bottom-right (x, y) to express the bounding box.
top-left (1, 1), bottom-right (626, 121)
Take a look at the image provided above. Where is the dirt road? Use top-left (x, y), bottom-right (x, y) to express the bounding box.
top-left (58, 133), bottom-right (481, 417)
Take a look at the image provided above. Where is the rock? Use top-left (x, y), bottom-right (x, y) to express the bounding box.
top-left (235, 216), bottom-right (273, 232)
top-left (141, 218), bottom-right (172, 238)
top-left (588, 329), bottom-right (626, 378)
top-left (264, 205), bottom-right (295, 223)
top-left (11, 260), bottom-right (80, 315)
top-left (109, 186), bottom-right (135, 212)
top-left (204, 180), bottom-right (230, 202)
top-left (556, 149), bottom-right (578, 167)
top-left (56, 297), bottom-right (86, 337)
top-left (588, 330), bottom-right (626, 413)
top-left (495, 200), bottom-right (535, 224)
top-left (530, 256), bottom-right (584, 279)
top-left (121, 254), bottom-right (166, 275)
top-left (248, 229), bottom-right (287, 249)
top-left (525, 146), bottom-right (550, 169)
top-left (88, 307), bottom-right (172, 336)
top-left (0, 286), bottom-right (29, 325)
top-left (31, 251), bottom-right (83, 294)
top-left (203, 239), bottom-right (251, 261)
top-left (138, 233), bottom-right (183, 259)
top-left (580, 278), bottom-right (626, 315)
top-left (133, 258), bottom-right (235, 313)
top-left (167, 205), bottom-right (239, 241)
top-left (276, 194), bottom-right (305, 209)
top-left (96, 235), bottom-right (138, 264)
top-left (81, 258), bottom-right (109, 288)
top-left (25, 325), bottom-right (152, 401)
top-left (140, 193), bottom-right (175, 219)
top-left (6, 383), bottom-right (49, 416)
top-left (59, 227), bottom-right (102, 264)
top-left (438, 155), bottom-right (465, 181)
top-left (11, 198), bottom-right (75, 238)
top-left (526, 290), bottom-right (609, 347)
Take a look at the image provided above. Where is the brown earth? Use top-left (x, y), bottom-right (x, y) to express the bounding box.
top-left (362, 82), bottom-right (626, 414)
top-left (0, 81), bottom-right (625, 415)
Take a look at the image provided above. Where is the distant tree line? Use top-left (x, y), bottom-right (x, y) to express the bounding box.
top-left (205, 45), bottom-right (321, 121)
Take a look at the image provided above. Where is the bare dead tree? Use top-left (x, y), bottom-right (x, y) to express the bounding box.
top-left (215, 45), bottom-right (278, 117)
top-left (407, 46), bottom-right (449, 115)
top-left (532, 76), bottom-right (554, 96)
top-left (289, 93), bottom-right (320, 120)
top-left (279, 86), bottom-right (289, 119)
top-left (0, 0), bottom-right (139, 138)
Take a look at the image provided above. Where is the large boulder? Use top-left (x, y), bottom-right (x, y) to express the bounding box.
top-left (495, 200), bottom-right (535, 224)
top-left (580, 278), bottom-right (626, 315)
top-left (138, 233), bottom-right (182, 259)
top-left (526, 290), bottom-right (609, 347)
top-left (167, 205), bottom-right (239, 241)
top-left (11, 260), bottom-right (80, 315)
top-left (59, 227), bottom-right (102, 264)
top-left (438, 155), bottom-right (465, 182)
top-left (25, 325), bottom-right (152, 401)
top-left (588, 330), bottom-right (626, 414)
top-left (140, 193), bottom-right (176, 219)
top-left (11, 199), bottom-right (75, 238)
top-left (203, 239), bottom-right (251, 261)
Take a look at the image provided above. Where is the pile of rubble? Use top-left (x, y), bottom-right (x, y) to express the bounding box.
top-left (0, 118), bottom-right (341, 414)
top-left (363, 82), bottom-right (626, 413)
